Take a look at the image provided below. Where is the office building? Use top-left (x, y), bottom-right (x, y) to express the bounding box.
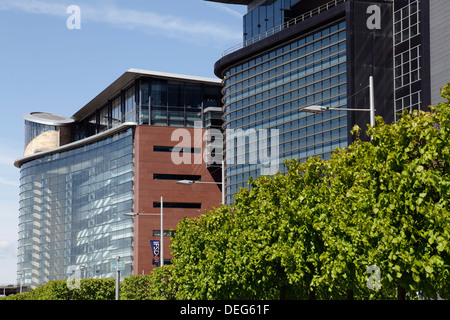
top-left (14, 69), bottom-right (223, 289)
top-left (393, 0), bottom-right (450, 117)
top-left (208, 0), bottom-right (450, 203)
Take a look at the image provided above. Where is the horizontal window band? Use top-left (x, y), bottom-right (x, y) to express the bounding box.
top-left (153, 202), bottom-right (202, 209)
top-left (153, 174), bottom-right (201, 181)
top-left (153, 146), bottom-right (202, 153)
top-left (226, 24), bottom-right (346, 82)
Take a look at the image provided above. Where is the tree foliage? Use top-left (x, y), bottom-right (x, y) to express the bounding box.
top-left (120, 265), bottom-right (176, 300)
top-left (1, 266), bottom-right (177, 301)
top-left (171, 85), bottom-right (450, 300)
top-left (0, 278), bottom-right (116, 300)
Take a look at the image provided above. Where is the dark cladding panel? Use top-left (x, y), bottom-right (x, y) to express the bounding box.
top-left (346, 0), bottom-right (394, 142)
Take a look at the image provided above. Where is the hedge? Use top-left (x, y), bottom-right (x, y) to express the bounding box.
top-left (0, 278), bottom-right (115, 300)
top-left (1, 265), bottom-right (176, 300)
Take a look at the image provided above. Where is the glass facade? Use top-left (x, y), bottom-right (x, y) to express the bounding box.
top-left (18, 128), bottom-right (134, 289)
top-left (24, 120), bottom-right (56, 148)
top-left (394, 0), bottom-right (423, 120)
top-left (140, 79), bottom-right (221, 128)
top-left (223, 20), bottom-right (347, 203)
top-left (243, 0), bottom-right (301, 43)
top-left (72, 78), bottom-right (222, 141)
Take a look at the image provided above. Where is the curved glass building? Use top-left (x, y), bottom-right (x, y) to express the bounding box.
top-left (212, 0), bottom-right (395, 203)
top-left (18, 127), bottom-right (135, 288)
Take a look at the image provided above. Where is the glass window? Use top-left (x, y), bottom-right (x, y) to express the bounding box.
top-left (224, 19), bottom-right (348, 204)
top-left (124, 86), bottom-right (136, 122)
top-left (112, 97), bottom-right (122, 126)
top-left (24, 121), bottom-right (56, 148)
top-left (139, 80), bottom-right (150, 125)
top-left (99, 106), bottom-right (110, 132)
top-left (151, 81), bottom-right (167, 106)
top-left (168, 83), bottom-right (184, 108)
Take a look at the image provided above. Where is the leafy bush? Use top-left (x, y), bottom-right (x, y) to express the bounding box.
top-left (1, 267), bottom-right (177, 300)
top-left (0, 278), bottom-right (115, 300)
top-left (120, 265), bottom-right (176, 300)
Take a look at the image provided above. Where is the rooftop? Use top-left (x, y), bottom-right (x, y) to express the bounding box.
top-left (23, 112), bottom-right (74, 126)
top-left (71, 68), bottom-right (221, 122)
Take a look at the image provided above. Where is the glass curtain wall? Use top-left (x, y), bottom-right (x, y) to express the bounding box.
top-left (73, 78), bottom-right (222, 141)
top-left (18, 129), bottom-right (134, 289)
top-left (138, 78), bottom-right (221, 128)
top-left (243, 0), bottom-right (302, 43)
top-left (111, 96), bottom-right (122, 127)
top-left (223, 20), bottom-right (347, 203)
top-left (24, 121), bottom-right (56, 148)
top-left (124, 86), bottom-right (136, 123)
top-left (393, 0), bottom-right (422, 120)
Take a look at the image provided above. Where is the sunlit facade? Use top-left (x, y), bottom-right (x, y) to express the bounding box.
top-left (18, 128), bottom-right (134, 287)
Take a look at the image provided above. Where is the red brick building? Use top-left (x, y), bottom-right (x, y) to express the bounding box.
top-left (133, 125), bottom-right (223, 273)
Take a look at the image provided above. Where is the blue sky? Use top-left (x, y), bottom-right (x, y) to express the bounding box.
top-left (0, 0), bottom-right (246, 285)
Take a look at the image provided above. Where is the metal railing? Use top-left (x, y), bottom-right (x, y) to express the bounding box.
top-left (221, 0), bottom-right (347, 57)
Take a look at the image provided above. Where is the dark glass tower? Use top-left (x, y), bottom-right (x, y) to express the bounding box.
top-left (210, 0), bottom-right (449, 203)
top-left (211, 0), bottom-right (393, 203)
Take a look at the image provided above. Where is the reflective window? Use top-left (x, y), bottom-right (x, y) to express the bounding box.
top-left (24, 121), bottom-right (56, 148)
top-left (18, 128), bottom-right (134, 288)
top-left (75, 79), bottom-right (221, 139)
top-left (223, 20), bottom-right (348, 203)
top-left (124, 86), bottom-right (136, 122)
top-left (112, 96), bottom-right (122, 127)
top-left (393, 0), bottom-right (423, 119)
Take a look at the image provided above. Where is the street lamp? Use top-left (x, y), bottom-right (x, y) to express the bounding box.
top-left (176, 160), bottom-right (225, 205)
top-left (302, 76), bottom-right (376, 140)
top-left (124, 195), bottom-right (164, 267)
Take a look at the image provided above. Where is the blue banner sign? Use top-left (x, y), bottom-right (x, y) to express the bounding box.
top-left (150, 240), bottom-right (160, 267)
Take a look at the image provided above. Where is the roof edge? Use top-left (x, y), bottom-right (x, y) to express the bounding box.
top-left (14, 122), bottom-right (137, 168)
top-left (71, 69), bottom-right (221, 122)
top-left (23, 112), bottom-right (74, 126)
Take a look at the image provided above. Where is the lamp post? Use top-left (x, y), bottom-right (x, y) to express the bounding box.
top-left (302, 76), bottom-right (376, 140)
top-left (176, 160), bottom-right (225, 205)
top-left (124, 195), bottom-right (164, 267)
top-left (17, 272), bottom-right (22, 294)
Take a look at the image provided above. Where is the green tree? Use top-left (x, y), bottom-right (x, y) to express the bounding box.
top-left (170, 86), bottom-right (450, 299)
top-left (0, 279), bottom-right (115, 300)
top-left (171, 157), bottom-right (332, 299)
top-left (121, 265), bottom-right (176, 300)
top-left (363, 86), bottom-right (450, 299)
top-left (308, 85), bottom-right (449, 299)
